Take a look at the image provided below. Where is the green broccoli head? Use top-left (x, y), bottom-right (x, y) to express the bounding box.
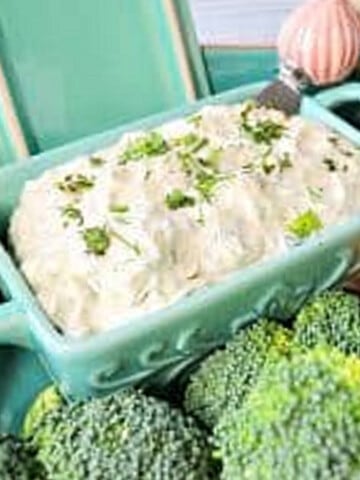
top-left (294, 290), bottom-right (360, 355)
top-left (215, 346), bottom-right (360, 480)
top-left (0, 434), bottom-right (45, 480)
top-left (184, 319), bottom-right (292, 429)
top-left (29, 389), bottom-right (214, 480)
top-left (23, 386), bottom-right (63, 438)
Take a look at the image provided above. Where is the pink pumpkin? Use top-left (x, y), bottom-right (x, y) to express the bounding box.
top-left (278, 0), bottom-right (360, 86)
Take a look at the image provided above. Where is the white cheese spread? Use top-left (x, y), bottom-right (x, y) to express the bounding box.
top-left (9, 102), bottom-right (360, 337)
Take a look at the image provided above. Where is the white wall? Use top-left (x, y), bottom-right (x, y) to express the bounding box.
top-left (189, 0), bottom-right (336, 46)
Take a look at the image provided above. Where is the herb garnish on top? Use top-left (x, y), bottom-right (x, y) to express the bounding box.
top-left (61, 205), bottom-right (84, 226)
top-left (287, 209), bottom-right (323, 240)
top-left (119, 132), bottom-right (169, 164)
top-left (165, 189), bottom-right (196, 210)
top-left (57, 174), bottom-right (95, 194)
top-left (82, 227), bottom-right (111, 256)
top-left (239, 105), bottom-right (285, 146)
top-left (89, 156), bottom-right (105, 167)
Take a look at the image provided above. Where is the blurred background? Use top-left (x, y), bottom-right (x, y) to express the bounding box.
top-left (190, 0), bottom-right (360, 46)
top-left (189, 0), bottom-right (302, 46)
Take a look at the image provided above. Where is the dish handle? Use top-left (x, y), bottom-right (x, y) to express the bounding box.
top-left (311, 83), bottom-right (360, 145)
top-left (0, 299), bottom-right (32, 349)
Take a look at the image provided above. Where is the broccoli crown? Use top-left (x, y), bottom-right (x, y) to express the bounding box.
top-left (23, 386), bottom-right (63, 438)
top-left (294, 290), bottom-right (360, 355)
top-left (0, 433), bottom-right (45, 480)
top-left (29, 389), bottom-right (214, 480)
top-left (184, 319), bottom-right (292, 429)
top-left (215, 346), bottom-right (360, 480)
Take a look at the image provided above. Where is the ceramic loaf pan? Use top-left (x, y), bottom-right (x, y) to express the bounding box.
top-left (0, 82), bottom-right (359, 399)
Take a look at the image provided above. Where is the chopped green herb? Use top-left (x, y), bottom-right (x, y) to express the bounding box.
top-left (178, 152), bottom-right (195, 176)
top-left (328, 135), bottom-right (340, 146)
top-left (187, 113), bottom-right (202, 126)
top-left (189, 137), bottom-right (209, 153)
top-left (173, 133), bottom-right (209, 154)
top-left (287, 209), bottom-right (323, 239)
top-left (109, 204), bottom-right (129, 214)
top-left (240, 105), bottom-right (285, 145)
top-left (242, 163), bottom-right (254, 174)
top-left (61, 205), bottom-right (84, 226)
top-left (195, 172), bottom-right (219, 201)
top-left (89, 156), bottom-right (105, 167)
top-left (261, 159), bottom-right (276, 175)
top-left (199, 148), bottom-right (222, 171)
top-left (323, 157), bottom-right (337, 172)
top-left (242, 118), bottom-right (285, 145)
top-left (279, 153), bottom-right (293, 172)
top-left (307, 186), bottom-right (323, 201)
top-left (177, 151), bottom-right (208, 177)
top-left (196, 206), bottom-right (205, 226)
top-left (195, 171), bottom-right (233, 201)
top-left (144, 169), bottom-right (152, 181)
top-left (119, 132), bottom-right (168, 164)
top-left (57, 174), bottom-right (94, 194)
top-left (239, 101), bottom-right (256, 123)
top-left (328, 135), bottom-right (354, 157)
top-left (112, 231), bottom-right (141, 256)
top-left (165, 189), bottom-right (196, 210)
top-left (82, 227), bottom-right (111, 255)
top-left (177, 146), bottom-right (222, 178)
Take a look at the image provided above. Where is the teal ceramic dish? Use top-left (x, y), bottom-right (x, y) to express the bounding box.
top-left (314, 83), bottom-right (360, 144)
top-left (0, 347), bottom-right (49, 433)
top-left (0, 82), bottom-right (359, 407)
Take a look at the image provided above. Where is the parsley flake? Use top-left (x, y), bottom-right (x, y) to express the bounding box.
top-left (119, 132), bottom-right (168, 164)
top-left (187, 113), bottom-right (202, 126)
top-left (61, 205), bottom-right (84, 226)
top-left (323, 157), bottom-right (337, 172)
top-left (173, 133), bottom-right (209, 154)
top-left (287, 209), bottom-right (323, 239)
top-left (307, 186), bottom-right (323, 201)
top-left (112, 231), bottom-right (141, 256)
top-left (109, 204), bottom-right (129, 214)
top-left (199, 148), bottom-right (222, 170)
top-left (195, 171), bottom-right (219, 201)
top-left (261, 160), bottom-right (276, 175)
top-left (243, 119), bottom-right (285, 145)
top-left (89, 156), bottom-right (105, 167)
top-left (241, 118), bottom-right (285, 145)
top-left (328, 135), bottom-right (340, 146)
top-left (279, 153), bottom-right (293, 172)
top-left (82, 227), bottom-right (111, 256)
top-left (57, 174), bottom-right (94, 194)
top-left (165, 189), bottom-right (196, 210)
top-left (242, 163), bottom-right (254, 174)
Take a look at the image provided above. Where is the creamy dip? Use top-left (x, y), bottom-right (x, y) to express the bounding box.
top-left (9, 102), bottom-right (360, 337)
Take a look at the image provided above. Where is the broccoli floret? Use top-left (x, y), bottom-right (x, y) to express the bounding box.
top-left (294, 290), bottom-right (360, 355)
top-left (184, 319), bottom-right (292, 429)
top-left (23, 386), bottom-right (63, 438)
top-left (215, 346), bottom-right (360, 480)
top-left (28, 389), bottom-right (214, 480)
top-left (0, 433), bottom-right (45, 479)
